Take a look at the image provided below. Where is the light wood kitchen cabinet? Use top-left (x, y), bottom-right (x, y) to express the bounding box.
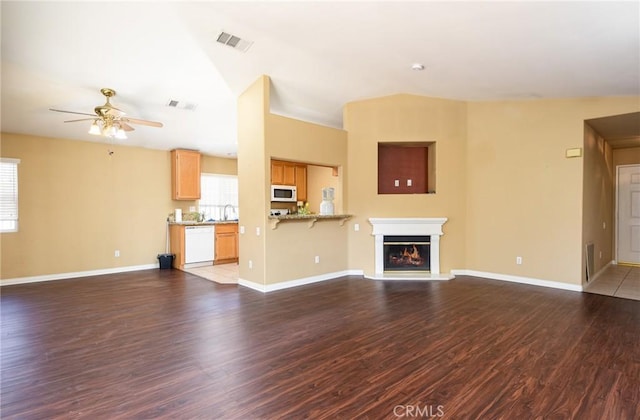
top-left (171, 149), bottom-right (201, 200)
top-left (271, 159), bottom-right (307, 201)
top-left (169, 224), bottom-right (186, 269)
top-left (295, 164), bottom-right (307, 202)
top-left (271, 160), bottom-right (296, 185)
top-left (215, 223), bottom-right (239, 264)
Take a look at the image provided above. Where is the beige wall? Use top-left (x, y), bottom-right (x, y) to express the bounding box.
top-left (0, 133), bottom-right (175, 279)
top-left (201, 154), bottom-right (237, 175)
top-left (237, 76), bottom-right (349, 287)
top-left (0, 133), bottom-right (239, 281)
top-left (465, 97), bottom-right (640, 285)
top-left (265, 104), bottom-right (348, 285)
top-left (344, 94), bottom-right (468, 276)
top-left (306, 165), bottom-right (341, 214)
top-left (582, 123), bottom-right (614, 284)
top-left (237, 76), bottom-right (269, 286)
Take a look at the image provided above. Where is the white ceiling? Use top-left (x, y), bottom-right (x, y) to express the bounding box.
top-left (2, 1), bottom-right (639, 157)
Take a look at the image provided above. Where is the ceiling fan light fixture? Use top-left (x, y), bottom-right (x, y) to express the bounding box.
top-left (88, 120), bottom-right (102, 135)
top-left (52, 88), bottom-right (163, 140)
top-left (115, 125), bottom-right (127, 140)
top-left (103, 124), bottom-right (117, 138)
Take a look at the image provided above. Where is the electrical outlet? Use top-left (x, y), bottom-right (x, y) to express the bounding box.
top-left (249, 260), bottom-right (253, 269)
top-left (114, 250), bottom-right (120, 257)
top-left (256, 227), bottom-right (261, 236)
top-left (314, 256), bottom-right (320, 264)
top-left (394, 179), bottom-right (399, 187)
top-left (354, 223), bottom-right (360, 232)
top-left (516, 256), bottom-right (522, 265)
top-left (240, 226), bottom-right (245, 234)
top-left (407, 179), bottom-right (412, 187)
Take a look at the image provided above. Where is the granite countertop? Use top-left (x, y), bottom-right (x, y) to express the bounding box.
top-left (267, 214), bottom-right (352, 229)
top-left (267, 214), bottom-right (351, 220)
top-left (169, 220), bottom-right (238, 226)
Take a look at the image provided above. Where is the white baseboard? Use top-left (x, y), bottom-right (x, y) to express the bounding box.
top-left (0, 264), bottom-right (158, 286)
top-left (238, 269), bottom-right (363, 293)
top-left (365, 272), bottom-right (454, 281)
top-left (2, 265), bottom-right (585, 295)
top-left (451, 269), bottom-right (583, 292)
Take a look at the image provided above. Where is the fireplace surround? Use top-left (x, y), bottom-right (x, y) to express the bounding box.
top-left (368, 218), bottom-right (452, 280)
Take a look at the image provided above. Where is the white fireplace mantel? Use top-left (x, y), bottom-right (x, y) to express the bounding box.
top-left (367, 218), bottom-right (453, 281)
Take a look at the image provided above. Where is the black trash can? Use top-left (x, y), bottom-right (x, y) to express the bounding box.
top-left (157, 253), bottom-right (175, 269)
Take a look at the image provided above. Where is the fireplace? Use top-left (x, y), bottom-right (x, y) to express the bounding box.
top-left (383, 236), bottom-right (430, 272)
top-left (368, 218), bottom-right (452, 280)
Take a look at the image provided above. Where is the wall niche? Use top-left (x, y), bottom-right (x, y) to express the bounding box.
top-left (378, 142), bottom-right (435, 194)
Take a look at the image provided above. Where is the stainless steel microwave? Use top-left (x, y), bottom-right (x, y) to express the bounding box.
top-left (271, 185), bottom-right (297, 202)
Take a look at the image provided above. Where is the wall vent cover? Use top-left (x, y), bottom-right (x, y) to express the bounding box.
top-left (216, 31), bottom-right (253, 53)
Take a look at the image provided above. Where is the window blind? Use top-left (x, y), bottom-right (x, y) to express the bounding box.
top-left (199, 173), bottom-right (238, 221)
top-left (0, 158), bottom-right (20, 232)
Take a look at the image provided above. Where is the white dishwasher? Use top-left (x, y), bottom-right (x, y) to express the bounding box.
top-left (184, 225), bottom-right (215, 264)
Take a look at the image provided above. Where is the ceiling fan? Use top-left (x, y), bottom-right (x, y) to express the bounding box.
top-left (49, 88), bottom-right (163, 139)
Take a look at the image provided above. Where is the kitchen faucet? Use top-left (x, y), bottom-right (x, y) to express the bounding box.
top-left (223, 204), bottom-right (234, 221)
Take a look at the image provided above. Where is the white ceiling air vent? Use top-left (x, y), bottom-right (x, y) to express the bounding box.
top-left (166, 100), bottom-right (198, 111)
top-left (216, 31), bottom-right (253, 53)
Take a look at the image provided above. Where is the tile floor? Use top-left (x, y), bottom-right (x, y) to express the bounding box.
top-left (584, 264), bottom-right (640, 301)
top-left (182, 263), bottom-right (239, 285)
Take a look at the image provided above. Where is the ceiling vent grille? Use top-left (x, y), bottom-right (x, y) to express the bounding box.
top-left (216, 31), bottom-right (253, 53)
top-left (166, 100), bottom-right (198, 111)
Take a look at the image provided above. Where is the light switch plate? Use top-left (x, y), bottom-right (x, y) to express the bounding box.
top-left (394, 180), bottom-right (399, 187)
top-left (565, 148), bottom-right (582, 158)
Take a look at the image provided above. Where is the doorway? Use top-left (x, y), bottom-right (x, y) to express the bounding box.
top-left (616, 164), bottom-right (640, 265)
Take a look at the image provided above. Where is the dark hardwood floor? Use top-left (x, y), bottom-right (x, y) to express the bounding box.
top-left (1, 270), bottom-right (639, 419)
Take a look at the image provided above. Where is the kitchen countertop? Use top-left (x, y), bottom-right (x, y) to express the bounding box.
top-left (169, 220), bottom-right (238, 226)
top-left (268, 214), bottom-right (351, 220)
top-left (268, 214), bottom-right (352, 229)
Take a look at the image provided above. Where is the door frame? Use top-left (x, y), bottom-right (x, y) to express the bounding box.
top-left (615, 163), bottom-right (640, 265)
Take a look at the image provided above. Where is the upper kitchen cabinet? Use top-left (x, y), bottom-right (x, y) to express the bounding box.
top-left (271, 160), bottom-right (296, 185)
top-left (271, 159), bottom-right (307, 202)
top-left (171, 149), bottom-right (201, 200)
top-left (295, 164), bottom-right (307, 202)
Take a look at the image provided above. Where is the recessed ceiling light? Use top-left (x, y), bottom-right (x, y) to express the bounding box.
top-left (411, 63), bottom-right (425, 71)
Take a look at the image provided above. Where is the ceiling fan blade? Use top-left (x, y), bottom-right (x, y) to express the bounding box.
top-left (50, 108), bottom-right (96, 117)
top-left (122, 117), bottom-right (163, 128)
top-left (119, 121), bottom-right (135, 132)
top-left (64, 118), bottom-right (96, 123)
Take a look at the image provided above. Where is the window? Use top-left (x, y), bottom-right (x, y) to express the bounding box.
top-left (0, 158), bottom-right (20, 232)
top-left (199, 173), bottom-right (238, 221)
